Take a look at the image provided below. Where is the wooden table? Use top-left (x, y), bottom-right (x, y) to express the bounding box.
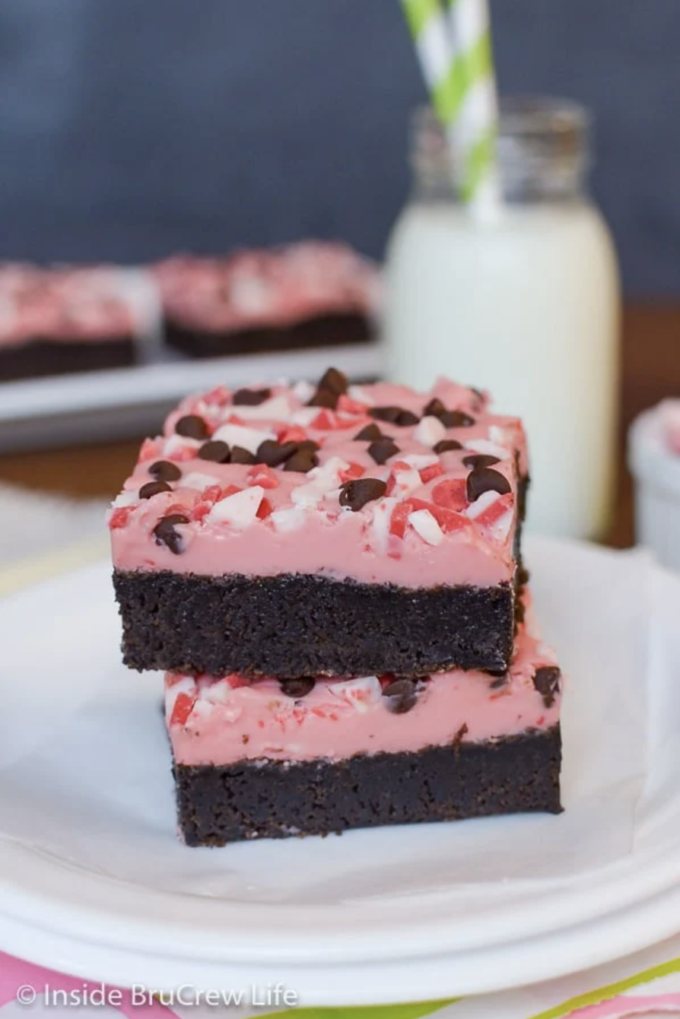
top-left (1, 304), bottom-right (678, 548)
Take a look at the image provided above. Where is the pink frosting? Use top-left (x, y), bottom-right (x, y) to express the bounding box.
top-left (155, 242), bottom-right (381, 332)
top-left (0, 264), bottom-right (138, 347)
top-left (166, 614), bottom-right (560, 766)
top-left (109, 375), bottom-right (529, 588)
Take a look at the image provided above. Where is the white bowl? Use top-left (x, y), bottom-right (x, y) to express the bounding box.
top-left (628, 402), bottom-right (680, 571)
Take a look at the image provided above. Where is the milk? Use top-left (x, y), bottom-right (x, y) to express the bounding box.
top-left (383, 102), bottom-right (621, 540)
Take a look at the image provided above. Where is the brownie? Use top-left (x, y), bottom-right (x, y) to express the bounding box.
top-left (174, 728), bottom-right (562, 846)
top-left (113, 569), bottom-right (516, 677)
top-left (0, 336), bottom-right (135, 383)
top-left (165, 311), bottom-right (372, 359)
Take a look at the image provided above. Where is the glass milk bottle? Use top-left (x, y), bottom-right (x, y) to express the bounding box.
top-left (384, 99), bottom-right (620, 539)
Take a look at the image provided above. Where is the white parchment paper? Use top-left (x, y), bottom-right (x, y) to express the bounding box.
top-left (0, 536), bottom-right (676, 908)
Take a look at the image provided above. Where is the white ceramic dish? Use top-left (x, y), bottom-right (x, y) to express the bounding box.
top-left (629, 403), bottom-right (680, 573)
top-left (0, 344), bottom-right (384, 454)
top-left (0, 537), bottom-right (679, 1003)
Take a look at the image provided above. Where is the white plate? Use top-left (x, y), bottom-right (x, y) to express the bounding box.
top-left (0, 536), bottom-right (679, 1003)
top-left (0, 343), bottom-right (385, 453)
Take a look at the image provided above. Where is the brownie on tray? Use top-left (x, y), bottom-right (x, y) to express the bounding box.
top-left (155, 242), bottom-right (380, 357)
top-left (0, 264), bottom-right (138, 382)
top-left (110, 368), bottom-right (529, 678)
top-left (167, 616), bottom-right (562, 846)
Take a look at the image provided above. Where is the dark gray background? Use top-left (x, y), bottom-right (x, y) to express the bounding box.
top-left (0, 0), bottom-right (678, 296)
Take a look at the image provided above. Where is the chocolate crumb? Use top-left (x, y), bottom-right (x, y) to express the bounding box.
top-left (241, 734), bottom-right (250, 745)
top-left (382, 678), bottom-right (417, 714)
top-left (354, 423), bottom-right (383, 442)
top-left (368, 437), bottom-right (400, 465)
top-left (256, 439), bottom-right (299, 467)
top-left (232, 387), bottom-right (271, 406)
top-left (230, 446), bottom-right (256, 465)
top-left (489, 674), bottom-right (508, 689)
top-left (339, 477), bottom-right (387, 511)
top-left (433, 439), bottom-right (463, 454)
top-left (533, 667), bottom-right (561, 708)
top-left (149, 460), bottom-right (182, 482)
top-left (198, 440), bottom-right (231, 463)
top-left (153, 513), bottom-right (189, 555)
top-left (139, 480), bottom-right (172, 499)
top-left (175, 414), bottom-right (209, 440)
top-left (452, 723), bottom-right (469, 747)
top-left (280, 677), bottom-right (316, 698)
top-left (463, 453), bottom-right (501, 469)
top-left (467, 466), bottom-right (512, 502)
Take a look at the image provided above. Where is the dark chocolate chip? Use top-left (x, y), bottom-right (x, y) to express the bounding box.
top-left (279, 677), bottom-right (316, 698)
top-left (175, 414), bottom-right (209, 440)
top-left (369, 406), bottom-right (419, 427)
top-left (533, 667), bottom-right (561, 708)
top-left (318, 367), bottom-right (348, 395)
top-left (308, 387), bottom-right (339, 409)
top-left (367, 437), bottom-right (400, 465)
top-left (198, 440), bottom-right (231, 463)
top-left (298, 439), bottom-right (320, 453)
top-left (424, 397), bottom-right (446, 418)
top-left (139, 480), bottom-right (172, 499)
top-left (433, 439), bottom-right (463, 454)
top-left (339, 477), bottom-right (387, 511)
top-left (397, 409), bottom-right (419, 426)
top-left (256, 439), bottom-right (299, 467)
top-left (232, 387), bottom-right (271, 406)
top-left (283, 448), bottom-right (319, 473)
top-left (440, 410), bottom-right (476, 428)
top-left (382, 678), bottom-right (417, 714)
top-left (152, 513), bottom-right (189, 555)
top-left (354, 423), bottom-right (383, 442)
top-left (467, 466), bottom-right (512, 502)
top-left (149, 460), bottom-right (182, 482)
top-left (462, 453), bottom-right (501, 469)
top-left (230, 446), bottom-right (256, 464)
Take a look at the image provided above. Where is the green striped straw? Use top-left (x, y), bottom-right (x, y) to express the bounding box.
top-left (401, 0), bottom-right (501, 218)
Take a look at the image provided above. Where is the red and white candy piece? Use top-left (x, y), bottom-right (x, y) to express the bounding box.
top-left (329, 676), bottom-right (382, 712)
top-left (466, 491), bottom-right (514, 541)
top-left (211, 422), bottom-right (275, 454)
top-left (166, 675), bottom-right (197, 726)
top-left (206, 485), bottom-right (264, 527)
top-left (413, 415), bottom-right (447, 447)
top-left (408, 508), bottom-right (444, 546)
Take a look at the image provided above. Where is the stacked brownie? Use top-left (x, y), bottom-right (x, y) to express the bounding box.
top-left (109, 368), bottom-right (562, 846)
top-left (155, 242), bottom-right (380, 358)
top-left (0, 264), bottom-right (139, 382)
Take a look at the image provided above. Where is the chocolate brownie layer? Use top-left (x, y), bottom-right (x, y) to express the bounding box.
top-left (113, 569), bottom-right (515, 677)
top-left (164, 311), bottom-right (372, 359)
top-left (174, 728), bottom-right (562, 846)
top-left (0, 337), bottom-right (135, 383)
